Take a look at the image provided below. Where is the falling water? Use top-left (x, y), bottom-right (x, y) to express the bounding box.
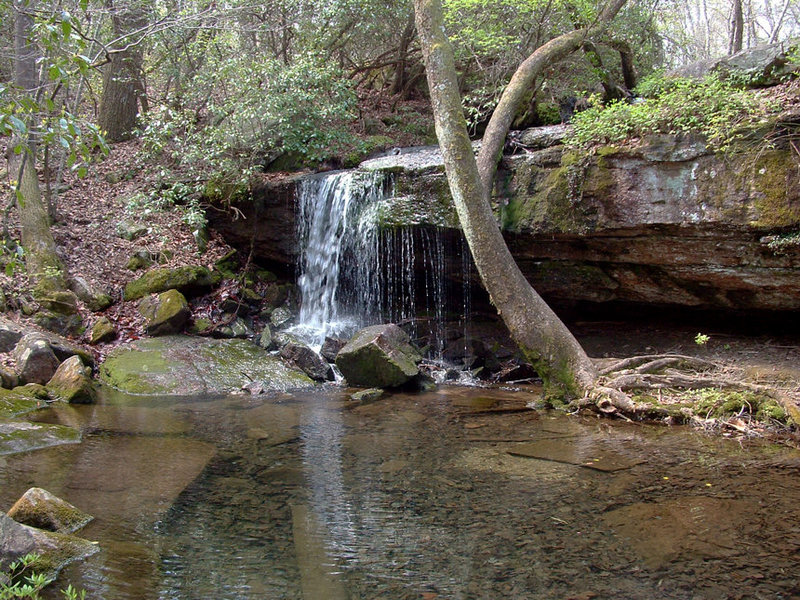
top-left (293, 168), bottom-right (472, 361)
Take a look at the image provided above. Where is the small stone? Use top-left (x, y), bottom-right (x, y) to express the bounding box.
top-left (89, 317), bottom-right (116, 345)
top-left (46, 355), bottom-right (96, 404)
top-left (0, 365), bottom-right (18, 389)
top-left (126, 251), bottom-right (154, 271)
top-left (350, 388), bottom-right (384, 404)
top-left (8, 487), bottom-right (93, 534)
top-left (116, 220), bottom-right (148, 241)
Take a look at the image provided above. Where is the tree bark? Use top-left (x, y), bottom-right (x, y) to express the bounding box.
top-left (414, 0), bottom-right (603, 398)
top-left (729, 0), bottom-right (744, 54)
top-left (98, 1), bottom-right (148, 142)
top-left (11, 0), bottom-right (67, 294)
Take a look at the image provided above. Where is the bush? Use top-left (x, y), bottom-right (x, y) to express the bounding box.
top-left (566, 73), bottom-right (768, 151)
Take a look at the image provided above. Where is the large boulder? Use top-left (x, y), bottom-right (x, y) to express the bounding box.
top-left (336, 324), bottom-right (422, 388)
top-left (7, 488), bottom-right (92, 534)
top-left (46, 355), bottom-right (97, 404)
top-left (138, 289), bottom-right (191, 336)
top-left (100, 336), bottom-right (314, 395)
top-left (280, 343), bottom-right (332, 381)
top-left (12, 334), bottom-right (60, 385)
top-left (123, 265), bottom-right (217, 301)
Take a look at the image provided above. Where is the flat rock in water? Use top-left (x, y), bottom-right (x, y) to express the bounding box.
top-left (0, 421), bottom-right (81, 455)
top-left (100, 336), bottom-right (313, 395)
top-left (38, 404), bottom-right (191, 436)
top-left (507, 438), bottom-right (644, 472)
top-left (241, 403), bottom-right (301, 447)
top-left (602, 496), bottom-right (752, 568)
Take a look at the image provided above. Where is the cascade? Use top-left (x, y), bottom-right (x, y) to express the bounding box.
top-left (292, 168), bottom-right (472, 360)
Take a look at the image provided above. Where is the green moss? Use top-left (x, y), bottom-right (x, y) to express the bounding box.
top-left (0, 386), bottom-right (49, 418)
top-left (123, 265), bottom-right (216, 301)
top-left (750, 150), bottom-right (800, 228)
top-left (686, 388), bottom-right (789, 423)
top-left (100, 348), bottom-right (173, 394)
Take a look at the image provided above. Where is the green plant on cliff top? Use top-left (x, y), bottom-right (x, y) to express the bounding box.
top-left (567, 73), bottom-right (765, 151)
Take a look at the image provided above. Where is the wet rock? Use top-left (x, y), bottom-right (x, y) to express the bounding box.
top-left (280, 343), bottom-right (331, 381)
top-left (8, 487), bottom-right (93, 534)
top-left (321, 336), bottom-right (347, 362)
top-left (100, 336), bottom-right (313, 395)
top-left (12, 334), bottom-right (60, 385)
top-left (0, 420), bottom-right (82, 455)
top-left (46, 355), bottom-right (97, 404)
top-left (89, 316), bottom-right (116, 345)
top-left (256, 325), bottom-right (273, 350)
top-left (350, 388), bottom-right (384, 404)
top-left (123, 265), bottom-right (217, 301)
top-left (270, 305), bottom-right (294, 328)
top-left (336, 324), bottom-right (422, 388)
top-left (138, 289), bottom-right (191, 336)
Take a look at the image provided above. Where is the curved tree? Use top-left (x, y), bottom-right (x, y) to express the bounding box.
top-left (413, 0), bottom-right (626, 400)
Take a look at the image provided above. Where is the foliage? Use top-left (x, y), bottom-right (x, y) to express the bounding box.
top-left (686, 388), bottom-right (787, 422)
top-left (566, 73), bottom-right (768, 151)
top-left (0, 553), bottom-right (85, 600)
top-left (694, 333), bottom-right (710, 346)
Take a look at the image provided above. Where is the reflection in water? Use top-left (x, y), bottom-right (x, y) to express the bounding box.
top-left (0, 387), bottom-right (799, 599)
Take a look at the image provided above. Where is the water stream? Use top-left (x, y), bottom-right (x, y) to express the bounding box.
top-left (3, 387), bottom-right (799, 599)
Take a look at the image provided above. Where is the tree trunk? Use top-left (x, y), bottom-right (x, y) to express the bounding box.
top-left (98, 1), bottom-right (148, 142)
top-left (729, 0), bottom-right (744, 54)
top-left (11, 0), bottom-right (67, 294)
top-left (413, 0), bottom-right (602, 398)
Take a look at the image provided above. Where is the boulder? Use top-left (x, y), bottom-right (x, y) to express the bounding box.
top-left (138, 289), bottom-right (190, 336)
top-left (0, 512), bottom-right (35, 569)
top-left (46, 356), bottom-right (97, 404)
top-left (212, 316), bottom-right (252, 339)
top-left (7, 488), bottom-right (92, 534)
top-left (270, 305), bottom-right (294, 328)
top-left (69, 276), bottom-right (112, 312)
top-left (321, 336), bottom-right (347, 362)
top-left (280, 343), bottom-right (331, 381)
top-left (123, 265), bottom-right (217, 301)
top-left (126, 250), bottom-right (154, 271)
top-left (89, 317), bottom-right (116, 345)
top-left (12, 334), bottom-right (60, 385)
top-left (116, 220), bottom-right (148, 241)
top-left (99, 336), bottom-right (314, 395)
top-left (0, 319), bottom-right (24, 352)
top-left (0, 366), bottom-right (18, 390)
top-left (336, 324), bottom-right (422, 388)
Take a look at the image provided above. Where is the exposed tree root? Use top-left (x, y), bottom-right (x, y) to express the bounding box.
top-left (569, 353), bottom-right (800, 429)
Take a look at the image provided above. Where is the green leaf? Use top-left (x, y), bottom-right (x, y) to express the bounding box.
top-left (76, 165), bottom-right (88, 178)
top-left (8, 115), bottom-right (27, 135)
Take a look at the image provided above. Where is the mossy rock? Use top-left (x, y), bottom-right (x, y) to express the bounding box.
top-left (0, 420), bottom-right (81, 456)
top-left (89, 317), bottom-right (116, 345)
top-left (0, 385), bottom-right (49, 418)
top-left (138, 289), bottom-right (190, 336)
top-left (46, 356), bottom-right (97, 404)
top-left (32, 310), bottom-right (84, 337)
top-left (336, 324), bottom-right (422, 388)
top-left (8, 487), bottom-right (93, 534)
top-left (123, 265), bottom-right (217, 301)
top-left (99, 336), bottom-right (314, 395)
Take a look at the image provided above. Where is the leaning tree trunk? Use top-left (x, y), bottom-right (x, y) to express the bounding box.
top-left (98, 1), bottom-right (148, 142)
top-left (12, 0), bottom-right (67, 294)
top-left (413, 0), bottom-right (606, 399)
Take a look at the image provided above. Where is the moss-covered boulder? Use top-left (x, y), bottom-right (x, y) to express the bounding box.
top-left (99, 336), bottom-right (314, 395)
top-left (46, 356), bottom-right (96, 404)
top-left (89, 317), bottom-right (116, 345)
top-left (7, 488), bottom-right (93, 534)
top-left (123, 265), bottom-right (217, 301)
top-left (336, 324), bottom-right (422, 388)
top-left (0, 385), bottom-right (49, 419)
top-left (0, 512), bottom-right (98, 580)
top-left (69, 276), bottom-right (112, 312)
top-left (138, 289), bottom-right (190, 336)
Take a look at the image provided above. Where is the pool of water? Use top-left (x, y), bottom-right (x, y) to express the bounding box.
top-left (2, 385), bottom-right (799, 599)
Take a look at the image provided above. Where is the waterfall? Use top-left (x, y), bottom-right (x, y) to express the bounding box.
top-left (293, 168), bottom-right (472, 361)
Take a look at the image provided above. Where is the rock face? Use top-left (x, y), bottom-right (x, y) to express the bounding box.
top-left (100, 336), bottom-right (314, 395)
top-left (46, 355), bottom-right (97, 404)
top-left (211, 124), bottom-right (800, 314)
top-left (336, 324), bottom-right (422, 388)
top-left (138, 289), bottom-right (191, 336)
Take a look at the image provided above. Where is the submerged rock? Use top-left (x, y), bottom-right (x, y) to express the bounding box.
top-left (8, 488), bottom-right (93, 534)
top-left (100, 336), bottom-right (314, 395)
top-left (350, 388), bottom-right (384, 404)
top-left (0, 420), bottom-right (81, 455)
top-left (0, 385), bottom-right (48, 418)
top-left (46, 355), bottom-right (97, 404)
top-left (138, 289), bottom-right (190, 336)
top-left (336, 324), bottom-right (422, 388)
